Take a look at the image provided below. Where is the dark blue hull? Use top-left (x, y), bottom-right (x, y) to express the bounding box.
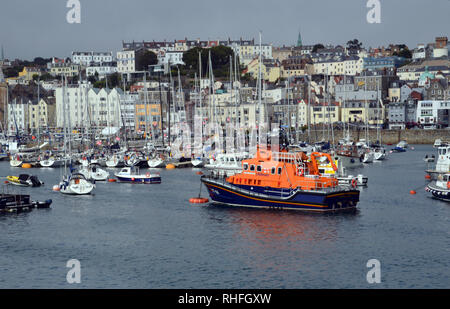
top-left (116, 176), bottom-right (161, 184)
top-left (201, 177), bottom-right (359, 212)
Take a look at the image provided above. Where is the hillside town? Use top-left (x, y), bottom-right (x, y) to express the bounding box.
top-left (0, 34), bottom-right (449, 140)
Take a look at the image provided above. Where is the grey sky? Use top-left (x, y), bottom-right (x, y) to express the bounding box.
top-left (1, 0), bottom-right (449, 60)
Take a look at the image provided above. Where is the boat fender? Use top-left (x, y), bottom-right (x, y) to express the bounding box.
top-left (351, 178), bottom-right (357, 188)
top-left (146, 173), bottom-right (150, 178)
top-left (447, 181), bottom-right (450, 189)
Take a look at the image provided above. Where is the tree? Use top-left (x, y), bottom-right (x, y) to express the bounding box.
top-left (393, 48), bottom-right (412, 59)
top-left (312, 44), bottom-right (325, 53)
top-left (347, 39), bottom-right (363, 51)
top-left (106, 72), bottom-right (121, 88)
top-left (136, 50), bottom-right (158, 71)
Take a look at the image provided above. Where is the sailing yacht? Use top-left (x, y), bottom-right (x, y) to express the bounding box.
top-left (58, 77), bottom-right (95, 195)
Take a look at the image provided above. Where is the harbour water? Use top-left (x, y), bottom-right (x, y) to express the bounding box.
top-left (0, 144), bottom-right (449, 288)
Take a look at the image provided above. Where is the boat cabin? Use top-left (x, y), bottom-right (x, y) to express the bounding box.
top-left (226, 149), bottom-right (339, 191)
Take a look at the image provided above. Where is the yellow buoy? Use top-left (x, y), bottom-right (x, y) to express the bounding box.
top-left (22, 163), bottom-right (32, 169)
top-left (166, 164), bottom-right (176, 170)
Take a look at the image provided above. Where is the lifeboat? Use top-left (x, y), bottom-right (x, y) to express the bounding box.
top-left (201, 148), bottom-right (360, 212)
top-left (426, 173), bottom-right (450, 201)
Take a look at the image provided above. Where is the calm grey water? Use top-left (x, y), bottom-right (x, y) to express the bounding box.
top-left (0, 145), bottom-right (449, 289)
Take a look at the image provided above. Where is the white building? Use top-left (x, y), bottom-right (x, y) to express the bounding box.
top-left (71, 52), bottom-right (114, 65)
top-left (120, 92), bottom-right (138, 131)
top-left (117, 50), bottom-right (137, 74)
top-left (86, 62), bottom-right (118, 78)
top-left (7, 99), bottom-right (28, 134)
top-left (158, 50), bottom-right (184, 65)
top-left (55, 83), bottom-right (123, 129)
top-left (417, 100), bottom-right (450, 129)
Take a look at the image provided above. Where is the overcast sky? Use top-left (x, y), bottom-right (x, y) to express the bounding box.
top-left (1, 0), bottom-right (449, 60)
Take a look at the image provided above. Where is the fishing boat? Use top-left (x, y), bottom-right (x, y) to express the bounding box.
top-left (425, 173), bottom-right (450, 201)
top-left (6, 174), bottom-right (44, 187)
top-left (59, 173), bottom-right (95, 195)
top-left (201, 148), bottom-right (360, 212)
top-left (115, 167), bottom-right (161, 184)
top-left (426, 141), bottom-right (450, 179)
top-left (337, 174), bottom-right (368, 187)
top-left (78, 163), bottom-right (110, 181)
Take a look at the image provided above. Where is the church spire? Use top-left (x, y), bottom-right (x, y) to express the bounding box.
top-left (297, 30), bottom-right (302, 47)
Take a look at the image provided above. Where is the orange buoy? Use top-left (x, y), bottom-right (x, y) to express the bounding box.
top-left (166, 164), bottom-right (176, 170)
top-left (189, 197), bottom-right (209, 204)
top-left (52, 185), bottom-right (60, 192)
top-left (196, 171), bottom-right (203, 175)
top-left (410, 190), bottom-right (416, 195)
top-left (425, 174), bottom-right (431, 180)
top-left (108, 178), bottom-right (117, 183)
top-left (22, 163), bottom-right (32, 169)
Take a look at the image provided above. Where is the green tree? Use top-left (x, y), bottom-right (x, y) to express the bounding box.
top-left (346, 39), bottom-right (363, 51)
top-left (312, 44), bottom-right (325, 53)
top-left (136, 50), bottom-right (158, 71)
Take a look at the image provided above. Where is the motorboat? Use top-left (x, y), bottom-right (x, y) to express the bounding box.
top-left (6, 174), bottom-right (44, 187)
top-left (426, 142), bottom-right (450, 180)
top-left (78, 163), bottom-right (110, 181)
top-left (59, 173), bottom-right (95, 195)
top-left (205, 152), bottom-right (248, 177)
top-left (115, 167), bottom-right (161, 184)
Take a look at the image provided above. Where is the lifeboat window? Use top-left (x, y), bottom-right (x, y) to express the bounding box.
top-left (243, 163), bottom-right (248, 170)
top-left (250, 165), bottom-right (255, 171)
top-left (271, 167), bottom-right (276, 174)
top-left (257, 165), bottom-right (262, 172)
top-left (277, 167), bottom-right (282, 175)
top-left (257, 180), bottom-right (261, 185)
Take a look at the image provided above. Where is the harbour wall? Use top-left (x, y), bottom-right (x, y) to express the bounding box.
top-left (300, 129), bottom-right (450, 145)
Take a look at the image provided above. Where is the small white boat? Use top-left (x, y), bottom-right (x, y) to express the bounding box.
top-left (147, 157), bottom-right (166, 168)
top-left (205, 153), bottom-right (247, 177)
top-left (59, 173), bottom-right (95, 195)
top-left (105, 154), bottom-right (125, 168)
top-left (396, 140), bottom-right (408, 149)
top-left (115, 167), bottom-right (161, 184)
top-left (337, 174), bottom-right (368, 187)
top-left (362, 151), bottom-right (374, 163)
top-left (78, 163), bottom-right (109, 181)
top-left (191, 157), bottom-right (205, 168)
top-left (373, 147), bottom-right (387, 160)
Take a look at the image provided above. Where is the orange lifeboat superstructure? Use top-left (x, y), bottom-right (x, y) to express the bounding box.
top-left (226, 149), bottom-right (338, 191)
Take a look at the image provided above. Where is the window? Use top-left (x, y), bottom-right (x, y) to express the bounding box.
top-left (257, 165), bottom-right (262, 172)
top-left (250, 165), bottom-right (255, 171)
top-left (271, 167), bottom-right (276, 174)
top-left (277, 167), bottom-right (282, 175)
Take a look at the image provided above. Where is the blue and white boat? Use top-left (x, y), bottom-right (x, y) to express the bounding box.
top-left (115, 167), bottom-right (161, 184)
